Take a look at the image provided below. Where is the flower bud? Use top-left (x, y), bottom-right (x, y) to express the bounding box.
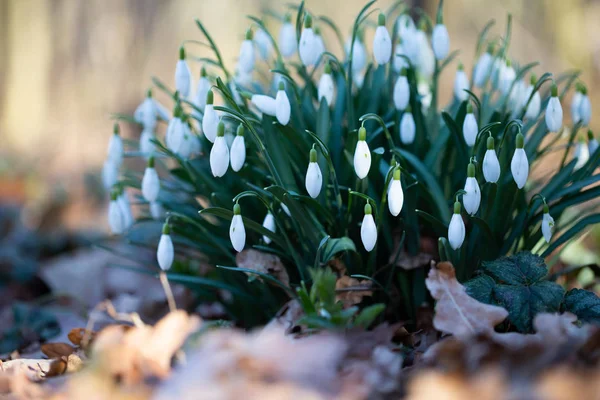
top-left (500, 59), bottom-right (516, 95)
top-left (107, 123), bottom-right (124, 167)
top-left (175, 47), bottom-right (192, 99)
top-left (230, 203), bottom-right (246, 252)
top-left (150, 201), bottom-right (165, 220)
top-left (448, 202), bottom-right (465, 250)
top-left (254, 28), bottom-right (272, 60)
top-left (239, 29), bottom-right (255, 73)
top-left (299, 15), bottom-right (318, 67)
top-left (117, 190), bottom-right (134, 229)
top-left (463, 162), bottom-right (481, 215)
top-left (463, 104), bottom-right (478, 146)
top-left (102, 160), bottom-right (119, 190)
top-left (251, 94), bottom-right (277, 116)
top-left (545, 84), bottom-right (563, 132)
top-left (387, 169), bottom-right (404, 216)
top-left (482, 137), bottom-right (500, 183)
top-left (511, 133), bottom-right (529, 189)
top-left (579, 85), bottom-right (592, 126)
top-left (210, 122), bottom-right (229, 177)
top-left (262, 212), bottom-right (276, 244)
top-left (157, 222), bottom-right (174, 271)
top-left (108, 192), bottom-right (125, 235)
top-left (279, 14), bottom-right (297, 58)
top-left (432, 24), bottom-right (450, 60)
top-left (373, 14), bottom-right (392, 65)
top-left (400, 107), bottom-right (415, 144)
top-left (361, 204), bottom-right (377, 252)
top-left (142, 157), bottom-right (160, 202)
top-left (193, 67), bottom-right (211, 112)
top-left (473, 46), bottom-right (493, 88)
top-left (318, 63), bottom-right (335, 106)
top-left (305, 148), bottom-right (322, 198)
top-left (524, 76), bottom-right (541, 120)
top-left (230, 125), bottom-right (246, 172)
top-left (393, 70), bottom-right (410, 111)
top-left (275, 82), bottom-right (291, 125)
top-left (346, 35), bottom-right (367, 73)
top-left (354, 127), bottom-right (371, 179)
top-left (541, 205), bottom-right (554, 243)
top-left (587, 130), bottom-right (599, 155)
top-left (454, 64), bottom-right (469, 101)
top-left (202, 90), bottom-right (219, 143)
top-left (574, 138), bottom-right (590, 170)
top-left (140, 128), bottom-right (156, 157)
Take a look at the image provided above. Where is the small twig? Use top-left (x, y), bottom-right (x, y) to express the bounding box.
top-left (81, 300), bottom-right (146, 349)
top-left (160, 271), bottom-right (177, 312)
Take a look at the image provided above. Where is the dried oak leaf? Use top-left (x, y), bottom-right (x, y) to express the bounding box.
top-left (425, 262), bottom-right (508, 338)
top-left (335, 276), bottom-right (372, 307)
top-left (236, 249), bottom-right (289, 286)
top-left (40, 343), bottom-right (75, 359)
top-left (67, 328), bottom-right (96, 349)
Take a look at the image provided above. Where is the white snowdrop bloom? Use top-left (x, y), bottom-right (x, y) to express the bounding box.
top-left (118, 191), bottom-right (134, 229)
top-left (157, 223), bottom-right (174, 271)
top-left (511, 133), bottom-right (529, 189)
top-left (571, 86), bottom-right (583, 124)
top-left (251, 94), bottom-right (277, 116)
top-left (314, 27), bottom-right (325, 62)
top-left (396, 14), bottom-right (416, 39)
top-left (400, 107), bottom-right (416, 145)
top-left (279, 14), bottom-right (297, 58)
top-left (454, 64), bottom-right (469, 101)
top-left (134, 90), bottom-right (159, 130)
top-left (239, 29), bottom-right (255, 73)
top-left (448, 202), bottom-right (466, 250)
top-left (275, 82), bottom-right (291, 125)
top-left (154, 101), bottom-right (171, 122)
top-left (545, 84), bottom-right (563, 132)
top-left (353, 70), bottom-right (365, 90)
top-left (189, 132), bottom-right (201, 156)
top-left (107, 123), bottom-right (123, 167)
top-left (415, 29), bottom-right (434, 77)
top-left (523, 75), bottom-right (541, 120)
top-left (463, 104), bottom-right (478, 146)
top-left (102, 160), bottom-right (119, 190)
top-left (175, 119), bottom-right (195, 159)
top-left (490, 57), bottom-right (504, 89)
top-left (141, 157), bottom-right (160, 203)
top-left (229, 203), bottom-right (246, 252)
top-left (387, 169), bottom-right (404, 216)
top-left (140, 128), bottom-right (156, 157)
top-left (432, 24), bottom-right (449, 60)
top-left (393, 70), bottom-right (410, 111)
top-left (418, 82), bottom-right (432, 111)
top-left (210, 122), bottom-right (229, 177)
top-left (482, 136), bottom-right (501, 183)
top-left (202, 90), bottom-right (219, 143)
top-left (108, 193), bottom-right (125, 235)
top-left (254, 28), bottom-right (272, 60)
top-left (588, 130), bottom-right (599, 155)
top-left (345, 35), bottom-right (367, 73)
top-left (262, 212), bottom-right (276, 244)
top-left (393, 43), bottom-right (408, 73)
top-left (354, 127), bottom-right (371, 179)
top-left (150, 201), bottom-right (165, 220)
top-left (193, 67), bottom-right (211, 112)
top-left (397, 15), bottom-right (418, 64)
top-left (165, 107), bottom-right (184, 152)
top-left (305, 148), bottom-right (322, 198)
top-left (318, 62), bottom-right (335, 106)
top-left (541, 204), bottom-right (554, 243)
top-left (299, 15), bottom-right (318, 67)
top-left (574, 139), bottom-right (590, 170)
top-left (510, 79), bottom-right (526, 116)
top-left (230, 124), bottom-right (246, 172)
top-left (463, 162), bottom-right (481, 216)
top-left (373, 14), bottom-right (392, 65)
top-left (360, 204), bottom-right (377, 252)
top-left (175, 47), bottom-right (192, 99)
top-left (579, 85), bottom-right (592, 126)
top-left (500, 59), bottom-right (516, 95)
top-left (473, 46), bottom-right (494, 88)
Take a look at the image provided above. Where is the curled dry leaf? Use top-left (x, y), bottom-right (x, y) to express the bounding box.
top-left (41, 343), bottom-right (75, 359)
top-left (236, 249), bottom-right (290, 286)
top-left (335, 276), bottom-right (373, 307)
top-left (68, 328), bottom-right (96, 349)
top-left (425, 262), bottom-right (509, 338)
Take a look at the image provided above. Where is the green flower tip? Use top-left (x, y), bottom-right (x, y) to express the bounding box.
top-left (179, 46), bottom-right (185, 60)
top-left (378, 13), bottom-right (386, 26)
top-left (236, 124), bottom-right (245, 137)
top-left (390, 157), bottom-right (397, 167)
top-left (358, 126), bottom-right (367, 141)
top-left (486, 42), bottom-right (495, 54)
top-left (324, 62), bottom-right (332, 74)
top-left (587, 129), bottom-right (594, 140)
top-left (364, 203), bottom-right (372, 215)
top-left (453, 201), bottom-right (461, 214)
top-left (505, 58), bottom-right (512, 67)
top-left (146, 88), bottom-right (153, 98)
top-left (393, 168), bottom-right (401, 181)
top-left (357, 28), bottom-right (365, 41)
top-left (245, 28), bottom-right (253, 41)
top-left (551, 83), bottom-right (558, 97)
top-left (466, 102), bottom-right (473, 114)
top-left (457, 62), bottom-right (464, 71)
top-left (417, 18), bottom-right (427, 32)
top-left (543, 204), bottom-right (549, 214)
top-left (400, 68), bottom-right (408, 77)
top-left (284, 13), bottom-right (292, 23)
top-left (278, 81), bottom-right (285, 91)
top-left (314, 25), bottom-right (321, 35)
top-left (113, 122), bottom-right (120, 135)
top-left (110, 191), bottom-right (118, 201)
top-left (467, 162), bottom-right (475, 177)
top-left (162, 222), bottom-right (171, 235)
top-left (516, 133), bottom-right (524, 149)
top-left (217, 121), bottom-right (225, 137)
top-left (580, 84), bottom-right (588, 95)
top-left (233, 203), bottom-right (241, 215)
top-left (405, 105), bottom-right (412, 113)
top-left (173, 102), bottom-right (183, 118)
top-left (530, 73), bottom-right (537, 86)
top-left (206, 89), bottom-right (214, 105)
top-left (309, 148), bottom-right (317, 162)
top-left (148, 156), bottom-right (155, 168)
top-left (486, 136), bottom-right (495, 150)
top-left (304, 14), bottom-right (313, 28)
top-left (200, 66), bottom-right (207, 78)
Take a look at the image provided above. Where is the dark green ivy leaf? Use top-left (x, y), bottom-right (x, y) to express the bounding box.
top-left (464, 274), bottom-right (496, 304)
top-left (563, 288), bottom-right (600, 324)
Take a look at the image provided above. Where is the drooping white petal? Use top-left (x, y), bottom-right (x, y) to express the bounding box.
top-left (157, 234), bottom-right (174, 271)
top-left (580, 95), bottom-right (592, 126)
top-left (483, 149), bottom-right (501, 183)
top-left (524, 87), bottom-right (541, 120)
top-left (279, 22), bottom-right (297, 58)
top-left (140, 128), bottom-right (156, 157)
top-left (541, 213), bottom-right (554, 243)
top-left (353, 71), bottom-right (365, 90)
top-left (473, 52), bottom-right (493, 88)
top-left (142, 167), bottom-right (160, 202)
top-left (102, 160), bottom-right (119, 190)
top-left (360, 214), bottom-right (377, 252)
top-left (463, 113), bottom-right (478, 146)
top-left (393, 44), bottom-right (408, 73)
top-left (251, 94), bottom-right (277, 116)
top-left (400, 112), bottom-right (416, 145)
top-left (117, 193), bottom-right (133, 229)
top-left (589, 138), bottom-right (599, 155)
top-left (299, 28), bottom-right (318, 67)
top-left (387, 180), bottom-right (404, 216)
top-left (202, 105), bottom-right (219, 143)
top-left (254, 29), bottom-right (272, 60)
top-left (314, 34), bottom-right (325, 61)
top-left (230, 135), bottom-right (246, 172)
top-left (210, 136), bottom-right (229, 177)
top-left (262, 212), bottom-right (276, 244)
top-left (463, 177), bottom-right (481, 216)
top-left (510, 80), bottom-right (526, 115)
top-left (432, 24), bottom-right (450, 60)
top-left (154, 100), bottom-right (171, 121)
top-left (166, 118), bottom-right (184, 152)
top-left (454, 70), bottom-right (469, 101)
top-left (175, 123), bottom-right (194, 159)
top-left (305, 162), bottom-right (322, 198)
top-left (353, 140), bottom-right (371, 179)
top-left (150, 202), bottom-right (165, 220)
top-left (574, 141), bottom-right (590, 170)
top-left (545, 96), bottom-right (563, 132)
top-left (393, 75), bottom-right (410, 111)
top-left (500, 64), bottom-right (516, 95)
top-left (276, 90), bottom-right (291, 125)
top-left (229, 214), bottom-right (246, 252)
top-left (108, 200), bottom-right (124, 234)
top-left (345, 38), bottom-right (367, 73)
top-left (194, 77), bottom-right (211, 112)
top-left (175, 60), bottom-right (192, 99)
top-left (448, 213), bottom-right (465, 250)
top-left (415, 31), bottom-right (434, 77)
top-left (373, 26), bottom-right (392, 65)
top-left (238, 40), bottom-right (255, 73)
top-left (107, 134), bottom-right (123, 166)
top-left (511, 148), bottom-right (529, 189)
top-left (571, 92), bottom-right (583, 124)
top-left (318, 73), bottom-right (335, 106)
top-left (134, 98), bottom-right (158, 130)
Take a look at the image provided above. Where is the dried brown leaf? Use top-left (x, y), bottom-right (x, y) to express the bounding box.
top-left (236, 249), bottom-right (290, 286)
top-left (67, 328), bottom-right (96, 348)
top-left (40, 343), bottom-right (75, 359)
top-left (335, 276), bottom-right (372, 307)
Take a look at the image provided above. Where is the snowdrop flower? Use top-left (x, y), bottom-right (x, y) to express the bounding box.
top-left (251, 94), bottom-right (277, 116)
top-left (279, 13), bottom-right (297, 58)
top-left (107, 123), bottom-right (123, 167)
top-left (193, 67), bottom-right (211, 113)
top-left (579, 84), bottom-right (592, 126)
top-left (262, 212), bottom-right (276, 244)
top-left (432, 19), bottom-right (450, 60)
top-left (373, 13), bottom-right (392, 65)
top-left (414, 27), bottom-right (434, 77)
top-left (230, 124), bottom-right (246, 172)
top-left (354, 126), bottom-right (371, 179)
top-left (314, 26), bottom-right (325, 62)
top-left (117, 190), bottom-right (134, 229)
top-left (157, 222), bottom-right (174, 271)
top-left (511, 133), bottom-right (529, 189)
top-left (210, 121), bottom-right (229, 177)
top-left (254, 28), bottom-right (272, 60)
top-left (463, 103), bottom-right (478, 146)
top-left (454, 63), bottom-right (469, 101)
top-left (346, 32), bottom-right (367, 73)
top-left (175, 118), bottom-right (195, 159)
top-left (102, 160), bottom-right (119, 190)
top-left (142, 156), bottom-right (160, 203)
top-left (387, 169), bottom-right (404, 216)
top-left (275, 82), bottom-right (291, 125)
top-left (490, 57), bottom-right (504, 89)
top-left (175, 47), bottom-right (192, 99)
top-left (523, 74), bottom-right (541, 120)
top-left (397, 14), bottom-right (417, 40)
top-left (473, 44), bottom-right (494, 88)
top-left (202, 90), bottom-right (219, 143)
top-left (229, 203), bottom-right (246, 252)
top-left (500, 59), bottom-right (516, 95)
top-left (448, 201), bottom-right (465, 250)
top-left (360, 204), bottom-right (377, 252)
top-left (165, 104), bottom-right (184, 152)
top-left (393, 69), bottom-right (410, 111)
top-left (305, 147), bottom-right (322, 198)
top-left (545, 84), bottom-right (563, 132)
top-left (483, 136), bottom-right (501, 183)
top-left (541, 203), bottom-right (554, 243)
top-left (353, 70), bottom-right (365, 90)
top-left (574, 138), bottom-right (590, 170)
top-left (108, 192), bottom-right (125, 235)
top-left (588, 130), bottom-right (599, 155)
top-left (140, 128), bottom-right (156, 157)
top-left (318, 62), bottom-right (335, 106)
top-left (239, 29), bottom-right (255, 73)
top-left (150, 202), bottom-right (165, 220)
top-left (463, 161), bottom-right (481, 216)
top-left (392, 42), bottom-right (408, 73)
top-left (400, 106), bottom-right (416, 145)
top-left (134, 90), bottom-right (159, 131)
top-left (299, 15), bottom-right (318, 67)
top-left (571, 84), bottom-right (583, 124)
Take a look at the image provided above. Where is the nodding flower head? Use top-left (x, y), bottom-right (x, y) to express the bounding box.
top-left (360, 203), bottom-right (377, 252)
top-left (511, 133), bottom-right (529, 189)
top-left (107, 123), bottom-right (124, 167)
top-left (393, 69), bottom-right (410, 111)
top-left (463, 103), bottom-right (478, 146)
top-left (454, 62), bottom-right (469, 101)
top-left (387, 169), bottom-right (404, 217)
top-left (210, 121), bottom-right (230, 177)
top-left (318, 62), bottom-right (335, 107)
top-left (275, 81), bottom-right (291, 125)
top-left (579, 84), bottom-right (592, 127)
top-left (175, 46), bottom-right (192, 99)
top-left (483, 136), bottom-right (501, 183)
top-left (262, 212), bottom-right (276, 244)
top-left (141, 156), bottom-right (160, 203)
top-left (448, 201), bottom-right (466, 250)
top-left (299, 14), bottom-right (318, 67)
top-left (354, 126), bottom-right (371, 179)
top-left (229, 203), bottom-right (246, 252)
top-left (202, 90), bottom-right (219, 143)
top-left (432, 23), bottom-right (450, 60)
top-left (463, 161), bottom-right (481, 216)
top-left (279, 13), bottom-right (297, 58)
top-left (400, 106), bottom-right (416, 145)
top-left (157, 221), bottom-right (174, 271)
top-left (373, 13), bottom-right (392, 65)
top-left (305, 147), bottom-right (323, 198)
top-left (108, 190), bottom-right (125, 235)
top-left (541, 202), bottom-right (555, 243)
top-left (545, 83), bottom-right (563, 132)
top-left (230, 124), bottom-right (246, 172)
top-left (238, 28), bottom-right (256, 73)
